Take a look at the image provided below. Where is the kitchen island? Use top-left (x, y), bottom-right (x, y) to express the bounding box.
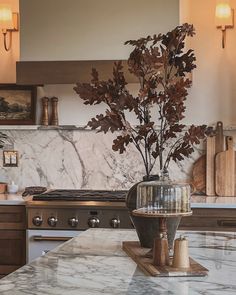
top-left (0, 228), bottom-right (235, 295)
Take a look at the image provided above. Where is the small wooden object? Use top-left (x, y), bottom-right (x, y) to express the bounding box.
top-left (172, 236), bottom-right (190, 268)
top-left (215, 136), bottom-right (235, 196)
top-left (50, 96), bottom-right (59, 126)
top-left (192, 155), bottom-right (206, 194)
top-left (153, 218), bottom-right (169, 266)
top-left (204, 121), bottom-right (225, 196)
top-left (41, 97), bottom-right (49, 126)
top-left (215, 121), bottom-right (224, 154)
top-left (153, 234), bottom-right (169, 266)
top-left (123, 241), bottom-right (208, 277)
top-left (206, 136), bottom-right (216, 196)
top-left (0, 183), bottom-right (7, 194)
top-left (235, 152), bottom-right (236, 193)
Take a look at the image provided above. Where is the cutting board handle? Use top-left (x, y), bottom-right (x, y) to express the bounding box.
top-left (215, 121), bottom-right (224, 153)
top-left (226, 136), bottom-right (233, 150)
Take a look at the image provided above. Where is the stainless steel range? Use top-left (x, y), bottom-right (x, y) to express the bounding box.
top-left (26, 189), bottom-right (132, 262)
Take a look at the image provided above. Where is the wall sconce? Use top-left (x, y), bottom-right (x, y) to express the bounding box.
top-left (215, 1), bottom-right (234, 48)
top-left (0, 4), bottom-right (18, 51)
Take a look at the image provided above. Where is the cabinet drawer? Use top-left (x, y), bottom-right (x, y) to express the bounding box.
top-left (0, 230), bottom-right (26, 275)
top-left (0, 206), bottom-right (26, 229)
top-left (179, 208), bottom-right (236, 231)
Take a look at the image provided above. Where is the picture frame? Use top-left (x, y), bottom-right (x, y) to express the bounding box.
top-left (0, 84), bottom-right (36, 125)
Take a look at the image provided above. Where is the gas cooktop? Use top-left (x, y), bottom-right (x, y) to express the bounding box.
top-left (32, 189), bottom-right (128, 202)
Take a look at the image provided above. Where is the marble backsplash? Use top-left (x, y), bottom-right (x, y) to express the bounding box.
top-left (0, 129), bottom-right (203, 191)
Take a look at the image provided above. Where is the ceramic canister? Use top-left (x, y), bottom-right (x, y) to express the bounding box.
top-left (172, 235), bottom-right (190, 268)
top-left (7, 181), bottom-right (19, 194)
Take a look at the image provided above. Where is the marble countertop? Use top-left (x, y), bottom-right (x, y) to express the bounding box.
top-left (1, 191), bottom-right (236, 208)
top-left (0, 193), bottom-right (25, 205)
top-left (190, 195), bottom-right (236, 208)
top-left (0, 228), bottom-right (236, 294)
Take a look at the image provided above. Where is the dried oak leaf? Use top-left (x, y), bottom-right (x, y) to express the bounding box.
top-left (88, 111), bottom-right (124, 134)
top-left (174, 49), bottom-right (196, 76)
top-left (147, 131), bottom-right (158, 147)
top-left (136, 122), bottom-right (155, 138)
top-left (163, 124), bottom-right (185, 141)
top-left (112, 134), bottom-right (133, 154)
top-left (184, 125), bottom-right (207, 145)
top-left (171, 142), bottom-right (194, 162)
top-left (0, 131), bottom-right (7, 148)
top-left (74, 82), bottom-right (104, 105)
top-left (112, 61), bottom-right (127, 88)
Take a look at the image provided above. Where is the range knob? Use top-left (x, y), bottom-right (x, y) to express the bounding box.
top-left (48, 216), bottom-right (58, 227)
top-left (110, 218), bottom-right (120, 228)
top-left (68, 217), bottom-right (79, 227)
top-left (32, 216), bottom-right (43, 226)
top-left (88, 217), bottom-right (100, 228)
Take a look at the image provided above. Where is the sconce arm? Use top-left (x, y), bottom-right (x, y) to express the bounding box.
top-left (2, 30), bottom-right (12, 51)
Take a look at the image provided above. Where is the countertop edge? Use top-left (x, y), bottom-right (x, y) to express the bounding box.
top-left (1, 193), bottom-right (236, 208)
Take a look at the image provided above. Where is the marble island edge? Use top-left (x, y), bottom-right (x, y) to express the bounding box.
top-left (0, 228), bottom-right (236, 294)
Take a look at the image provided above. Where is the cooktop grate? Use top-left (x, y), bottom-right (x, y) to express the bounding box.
top-left (32, 189), bottom-right (128, 202)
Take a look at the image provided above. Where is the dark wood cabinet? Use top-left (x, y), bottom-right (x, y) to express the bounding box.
top-left (0, 206), bottom-right (26, 277)
top-left (179, 208), bottom-right (236, 231)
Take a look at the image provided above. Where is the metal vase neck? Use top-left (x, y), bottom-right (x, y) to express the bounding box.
top-left (143, 170), bottom-right (170, 182)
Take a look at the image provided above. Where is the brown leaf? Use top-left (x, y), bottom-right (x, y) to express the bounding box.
top-left (112, 135), bottom-right (132, 154)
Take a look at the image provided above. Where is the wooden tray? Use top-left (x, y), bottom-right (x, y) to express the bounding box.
top-left (123, 241), bottom-right (208, 277)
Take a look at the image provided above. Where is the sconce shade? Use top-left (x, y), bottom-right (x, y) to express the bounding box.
top-left (0, 5), bottom-right (13, 31)
top-left (215, 2), bottom-right (233, 27)
top-left (215, 1), bottom-right (234, 48)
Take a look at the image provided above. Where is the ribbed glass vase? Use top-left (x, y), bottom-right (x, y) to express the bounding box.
top-left (126, 172), bottom-right (191, 249)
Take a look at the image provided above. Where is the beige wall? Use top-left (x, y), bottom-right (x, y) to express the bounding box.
top-left (20, 0), bottom-right (179, 61)
top-left (180, 0), bottom-right (236, 126)
top-left (20, 0), bottom-right (179, 125)
top-left (0, 0), bottom-right (19, 83)
top-left (2, 1), bottom-right (236, 126)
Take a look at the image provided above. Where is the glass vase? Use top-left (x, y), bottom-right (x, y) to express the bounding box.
top-left (126, 172), bottom-right (191, 249)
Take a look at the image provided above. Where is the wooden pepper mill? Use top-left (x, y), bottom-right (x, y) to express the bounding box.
top-left (50, 96), bottom-right (59, 126)
top-left (153, 233), bottom-right (170, 266)
top-left (153, 217), bottom-right (169, 266)
top-left (41, 97), bottom-right (49, 126)
top-left (172, 235), bottom-right (190, 268)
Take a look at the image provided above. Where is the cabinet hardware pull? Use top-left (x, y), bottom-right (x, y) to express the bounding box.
top-left (217, 220), bottom-right (236, 227)
top-left (33, 236), bottom-right (73, 241)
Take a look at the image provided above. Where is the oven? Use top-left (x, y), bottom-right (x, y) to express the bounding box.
top-left (26, 229), bottom-right (82, 262)
top-left (26, 190), bottom-right (132, 262)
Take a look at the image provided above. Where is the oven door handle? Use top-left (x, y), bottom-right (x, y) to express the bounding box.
top-left (33, 235), bottom-right (73, 242)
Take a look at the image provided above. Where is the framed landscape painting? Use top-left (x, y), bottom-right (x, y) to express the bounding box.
top-left (0, 84), bottom-right (36, 125)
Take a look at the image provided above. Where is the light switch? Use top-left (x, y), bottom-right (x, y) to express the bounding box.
top-left (3, 151), bottom-right (18, 167)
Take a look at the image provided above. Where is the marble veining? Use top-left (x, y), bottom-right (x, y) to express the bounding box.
top-left (0, 229), bottom-right (236, 294)
top-left (0, 130), bottom-right (202, 190)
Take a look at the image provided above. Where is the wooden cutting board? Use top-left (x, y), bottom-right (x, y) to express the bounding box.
top-left (215, 136), bottom-right (235, 196)
top-left (192, 155), bottom-right (206, 194)
top-left (206, 121), bottom-right (224, 196)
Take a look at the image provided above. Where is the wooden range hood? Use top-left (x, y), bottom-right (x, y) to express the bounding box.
top-left (16, 60), bottom-right (139, 85)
